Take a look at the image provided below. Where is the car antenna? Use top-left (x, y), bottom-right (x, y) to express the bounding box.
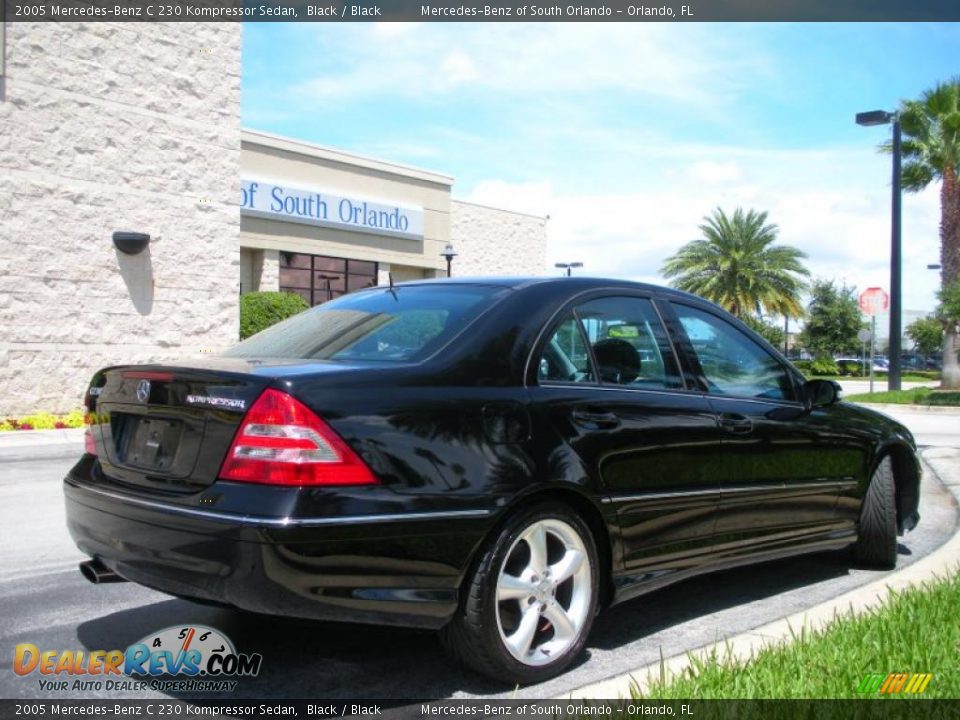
top-left (388, 272), bottom-right (398, 300)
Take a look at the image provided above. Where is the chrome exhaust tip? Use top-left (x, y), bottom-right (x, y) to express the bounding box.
top-left (79, 559), bottom-right (126, 584)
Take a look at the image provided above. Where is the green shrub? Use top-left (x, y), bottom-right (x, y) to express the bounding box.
top-left (835, 358), bottom-right (865, 377)
top-left (927, 391), bottom-right (960, 406)
top-left (809, 356), bottom-right (839, 376)
top-left (791, 360), bottom-right (813, 375)
top-left (239, 291), bottom-right (310, 340)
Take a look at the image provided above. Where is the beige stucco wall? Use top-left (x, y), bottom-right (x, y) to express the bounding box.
top-left (240, 132), bottom-right (452, 277)
top-left (0, 23), bottom-right (242, 414)
top-left (450, 201), bottom-right (547, 277)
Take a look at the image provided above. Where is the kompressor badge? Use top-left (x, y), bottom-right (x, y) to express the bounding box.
top-left (184, 395), bottom-right (247, 411)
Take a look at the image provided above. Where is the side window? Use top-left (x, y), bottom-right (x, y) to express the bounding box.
top-left (672, 304), bottom-right (796, 401)
top-left (576, 297), bottom-right (682, 389)
top-left (538, 315), bottom-right (595, 384)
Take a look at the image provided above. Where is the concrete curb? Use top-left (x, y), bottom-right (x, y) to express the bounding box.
top-left (0, 427), bottom-right (85, 448)
top-left (0, 428), bottom-right (84, 460)
top-left (569, 448), bottom-right (960, 700)
top-left (853, 402), bottom-right (960, 414)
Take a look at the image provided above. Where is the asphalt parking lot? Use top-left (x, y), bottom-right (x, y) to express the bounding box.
top-left (1, 406), bottom-right (957, 700)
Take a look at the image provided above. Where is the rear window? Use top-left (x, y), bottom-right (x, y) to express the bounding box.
top-left (224, 284), bottom-right (508, 362)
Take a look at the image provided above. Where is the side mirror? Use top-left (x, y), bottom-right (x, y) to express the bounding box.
top-left (804, 379), bottom-right (843, 409)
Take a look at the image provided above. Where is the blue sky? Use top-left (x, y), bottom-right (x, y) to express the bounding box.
top-left (243, 22), bottom-right (959, 316)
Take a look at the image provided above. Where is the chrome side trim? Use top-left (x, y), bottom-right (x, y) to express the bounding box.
top-left (834, 479), bottom-right (861, 492)
top-left (66, 483), bottom-right (492, 527)
top-left (601, 487), bottom-right (720, 504)
top-left (602, 479), bottom-right (859, 504)
top-left (723, 480), bottom-right (859, 495)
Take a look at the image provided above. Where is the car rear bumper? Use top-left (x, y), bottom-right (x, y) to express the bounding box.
top-left (64, 457), bottom-right (492, 629)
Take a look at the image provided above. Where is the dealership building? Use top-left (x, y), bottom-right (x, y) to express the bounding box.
top-left (0, 23), bottom-right (546, 415)
top-left (239, 130), bottom-right (546, 304)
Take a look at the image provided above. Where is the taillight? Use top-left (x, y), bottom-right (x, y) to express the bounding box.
top-left (218, 388), bottom-right (377, 486)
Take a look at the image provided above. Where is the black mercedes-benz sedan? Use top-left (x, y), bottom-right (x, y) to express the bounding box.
top-left (65, 277), bottom-right (921, 684)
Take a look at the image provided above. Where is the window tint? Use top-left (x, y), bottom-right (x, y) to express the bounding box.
top-left (225, 285), bottom-right (507, 362)
top-left (538, 315), bottom-right (595, 383)
top-left (279, 252), bottom-right (378, 306)
top-left (672, 304), bottom-right (796, 401)
top-left (576, 297), bottom-right (682, 389)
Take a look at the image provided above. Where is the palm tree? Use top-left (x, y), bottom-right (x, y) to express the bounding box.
top-left (895, 77), bottom-right (960, 388)
top-left (661, 207), bottom-right (810, 321)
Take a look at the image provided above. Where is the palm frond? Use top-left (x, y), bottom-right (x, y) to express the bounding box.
top-left (660, 207), bottom-right (809, 319)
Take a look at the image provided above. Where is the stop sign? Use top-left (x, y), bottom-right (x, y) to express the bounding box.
top-left (859, 287), bottom-right (889, 316)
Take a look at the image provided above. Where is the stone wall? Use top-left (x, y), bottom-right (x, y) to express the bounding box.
top-left (450, 201), bottom-right (547, 278)
top-left (0, 23), bottom-right (242, 414)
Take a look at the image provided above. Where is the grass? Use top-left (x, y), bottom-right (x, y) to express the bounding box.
top-left (845, 387), bottom-right (960, 406)
top-left (633, 571), bottom-right (960, 699)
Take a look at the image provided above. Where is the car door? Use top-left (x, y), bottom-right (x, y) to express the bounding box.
top-left (664, 301), bottom-right (860, 553)
top-left (528, 294), bottom-right (724, 579)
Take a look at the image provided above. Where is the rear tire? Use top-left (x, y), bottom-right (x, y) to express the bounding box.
top-left (852, 456), bottom-right (898, 569)
top-left (440, 503), bottom-right (599, 684)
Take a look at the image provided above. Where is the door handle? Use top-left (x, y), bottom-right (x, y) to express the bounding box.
top-left (719, 413), bottom-right (753, 434)
top-left (571, 409), bottom-right (621, 429)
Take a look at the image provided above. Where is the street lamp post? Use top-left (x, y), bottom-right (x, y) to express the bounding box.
top-left (856, 109), bottom-right (903, 391)
top-left (440, 243), bottom-right (457, 277)
top-left (555, 262), bottom-right (583, 276)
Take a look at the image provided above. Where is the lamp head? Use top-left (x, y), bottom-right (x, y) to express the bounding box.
top-left (855, 110), bottom-right (893, 127)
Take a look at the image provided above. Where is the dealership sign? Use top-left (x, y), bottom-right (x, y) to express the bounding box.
top-left (241, 179), bottom-right (424, 240)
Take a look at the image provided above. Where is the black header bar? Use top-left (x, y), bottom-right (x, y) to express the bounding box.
top-left (3, 0), bottom-right (960, 22)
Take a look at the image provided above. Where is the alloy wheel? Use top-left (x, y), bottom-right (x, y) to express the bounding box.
top-left (494, 518), bottom-right (592, 666)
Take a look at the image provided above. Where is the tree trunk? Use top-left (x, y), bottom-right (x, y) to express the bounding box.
top-left (943, 329), bottom-right (960, 389)
top-left (942, 166), bottom-right (960, 282)
top-left (940, 166), bottom-right (960, 389)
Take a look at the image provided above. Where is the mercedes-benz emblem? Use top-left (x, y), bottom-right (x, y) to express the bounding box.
top-left (136, 379), bottom-right (151, 403)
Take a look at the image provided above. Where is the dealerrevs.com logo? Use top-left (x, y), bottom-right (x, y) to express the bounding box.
top-left (857, 672), bottom-right (933, 695)
top-left (14, 625), bottom-right (263, 693)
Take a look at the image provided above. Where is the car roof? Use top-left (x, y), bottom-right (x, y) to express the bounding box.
top-left (390, 275), bottom-right (705, 303)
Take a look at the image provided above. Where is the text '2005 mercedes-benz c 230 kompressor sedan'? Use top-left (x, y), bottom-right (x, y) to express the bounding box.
top-left (65, 277), bottom-right (921, 684)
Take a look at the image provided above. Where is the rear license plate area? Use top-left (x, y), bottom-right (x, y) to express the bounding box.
top-left (116, 416), bottom-right (183, 472)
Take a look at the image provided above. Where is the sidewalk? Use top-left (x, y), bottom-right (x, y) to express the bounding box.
top-left (855, 402), bottom-right (960, 414)
top-left (837, 380), bottom-right (936, 396)
top-left (0, 427), bottom-right (84, 460)
top-left (570, 447), bottom-right (960, 699)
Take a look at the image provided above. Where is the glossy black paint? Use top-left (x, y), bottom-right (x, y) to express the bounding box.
top-left (64, 277), bottom-right (921, 630)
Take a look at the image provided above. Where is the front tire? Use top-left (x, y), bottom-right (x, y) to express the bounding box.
top-left (853, 456), bottom-right (898, 569)
top-left (441, 504), bottom-right (599, 684)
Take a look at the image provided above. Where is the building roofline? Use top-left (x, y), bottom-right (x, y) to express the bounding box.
top-left (241, 128), bottom-right (455, 187)
top-left (451, 198), bottom-right (548, 221)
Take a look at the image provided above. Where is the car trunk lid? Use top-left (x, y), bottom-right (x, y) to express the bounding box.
top-left (90, 364), bottom-right (273, 493)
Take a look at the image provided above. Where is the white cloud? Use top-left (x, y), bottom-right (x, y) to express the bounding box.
top-left (688, 161), bottom-right (743, 184)
top-left (465, 145), bottom-right (943, 314)
top-left (290, 24), bottom-right (770, 112)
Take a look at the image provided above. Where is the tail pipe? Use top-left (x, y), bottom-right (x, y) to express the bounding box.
top-left (79, 559), bottom-right (127, 584)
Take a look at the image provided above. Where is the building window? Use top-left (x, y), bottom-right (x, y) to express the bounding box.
top-left (279, 252), bottom-right (378, 306)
